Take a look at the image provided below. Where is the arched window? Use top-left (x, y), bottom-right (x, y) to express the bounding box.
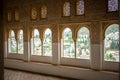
top-left (76, 27), bottom-right (90, 59)
top-left (31, 7), bottom-right (37, 20)
top-left (15, 10), bottom-right (19, 21)
top-left (18, 30), bottom-right (23, 54)
top-left (63, 28), bottom-right (75, 58)
top-left (104, 24), bottom-right (119, 62)
top-left (9, 30), bottom-right (17, 53)
top-left (43, 29), bottom-right (52, 56)
top-left (108, 0), bottom-right (118, 12)
top-left (76, 0), bottom-right (84, 15)
top-left (63, 2), bottom-right (70, 16)
top-left (32, 29), bottom-right (41, 55)
top-left (41, 5), bottom-right (47, 18)
top-left (8, 12), bottom-right (11, 21)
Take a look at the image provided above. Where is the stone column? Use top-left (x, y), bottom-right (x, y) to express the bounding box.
top-left (52, 24), bottom-right (60, 65)
top-left (90, 21), bottom-right (102, 70)
top-left (4, 27), bottom-right (8, 58)
top-left (23, 26), bottom-right (30, 61)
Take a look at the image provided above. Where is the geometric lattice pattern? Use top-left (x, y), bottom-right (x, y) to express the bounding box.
top-left (31, 7), bottom-right (37, 19)
top-left (15, 10), bottom-right (19, 21)
top-left (76, 0), bottom-right (84, 15)
top-left (108, 0), bottom-right (118, 12)
top-left (8, 12), bottom-right (11, 21)
top-left (41, 5), bottom-right (47, 18)
top-left (63, 2), bottom-right (70, 16)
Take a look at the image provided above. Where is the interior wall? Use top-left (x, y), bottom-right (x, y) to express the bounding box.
top-left (3, 0), bottom-right (119, 80)
top-left (0, 0), bottom-right (4, 79)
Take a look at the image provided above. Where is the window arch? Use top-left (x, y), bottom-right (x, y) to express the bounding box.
top-left (32, 29), bottom-right (41, 55)
top-left (76, 27), bottom-right (90, 59)
top-left (62, 28), bottom-right (75, 58)
top-left (41, 5), bottom-right (47, 18)
top-left (104, 24), bottom-right (119, 62)
top-left (31, 7), bottom-right (37, 20)
top-left (108, 0), bottom-right (118, 12)
top-left (63, 2), bottom-right (70, 16)
top-left (9, 30), bottom-right (17, 53)
top-left (43, 28), bottom-right (52, 56)
top-left (76, 0), bottom-right (84, 15)
top-left (18, 30), bottom-right (23, 54)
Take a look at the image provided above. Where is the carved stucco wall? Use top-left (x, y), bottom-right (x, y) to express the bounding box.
top-left (3, 0), bottom-right (119, 47)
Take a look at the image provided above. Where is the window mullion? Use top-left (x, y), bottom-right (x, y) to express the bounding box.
top-left (41, 41), bottom-right (43, 56)
top-left (32, 37), bottom-right (35, 55)
top-left (16, 38), bottom-right (18, 54)
top-left (75, 41), bottom-right (76, 58)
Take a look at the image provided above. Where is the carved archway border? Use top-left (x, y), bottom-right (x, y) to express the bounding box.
top-left (101, 20), bottom-right (119, 40)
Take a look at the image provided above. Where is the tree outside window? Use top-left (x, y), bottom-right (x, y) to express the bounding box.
top-left (43, 29), bottom-right (52, 56)
top-left (9, 30), bottom-right (17, 53)
top-left (76, 27), bottom-right (90, 59)
top-left (18, 30), bottom-right (23, 54)
top-left (63, 28), bottom-right (75, 58)
top-left (32, 29), bottom-right (42, 55)
top-left (104, 24), bottom-right (119, 62)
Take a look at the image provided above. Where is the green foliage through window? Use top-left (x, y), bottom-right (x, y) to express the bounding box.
top-left (63, 28), bottom-right (75, 58)
top-left (76, 27), bottom-right (90, 59)
top-left (104, 24), bottom-right (119, 62)
top-left (43, 29), bottom-right (52, 56)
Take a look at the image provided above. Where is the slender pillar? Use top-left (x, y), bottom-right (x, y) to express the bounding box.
top-left (90, 22), bottom-right (101, 70)
top-left (23, 26), bottom-right (30, 61)
top-left (4, 28), bottom-right (8, 58)
top-left (52, 24), bottom-right (60, 65)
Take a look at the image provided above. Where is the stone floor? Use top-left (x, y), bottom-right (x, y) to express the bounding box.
top-left (4, 69), bottom-right (77, 80)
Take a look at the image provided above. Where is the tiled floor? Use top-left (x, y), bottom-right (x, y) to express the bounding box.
top-left (4, 69), bottom-right (76, 80)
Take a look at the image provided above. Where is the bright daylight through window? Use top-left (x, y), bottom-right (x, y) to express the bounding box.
top-left (32, 29), bottom-right (42, 55)
top-left (104, 24), bottom-right (119, 62)
top-left (9, 30), bottom-right (17, 53)
top-left (76, 27), bottom-right (90, 59)
top-left (63, 28), bottom-right (75, 58)
top-left (108, 0), bottom-right (118, 12)
top-left (43, 29), bottom-right (52, 56)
